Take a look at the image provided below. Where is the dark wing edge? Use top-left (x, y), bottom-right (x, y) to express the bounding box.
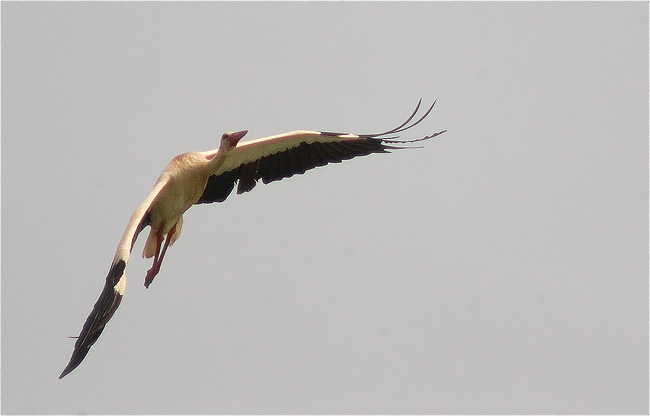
top-left (59, 260), bottom-right (126, 378)
top-left (196, 99), bottom-right (446, 205)
top-left (59, 210), bottom-right (153, 379)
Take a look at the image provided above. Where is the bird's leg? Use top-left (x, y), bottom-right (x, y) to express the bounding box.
top-left (144, 223), bottom-right (177, 288)
top-left (144, 231), bottom-right (164, 288)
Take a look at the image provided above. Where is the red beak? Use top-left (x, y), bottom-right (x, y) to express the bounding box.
top-left (228, 130), bottom-right (248, 146)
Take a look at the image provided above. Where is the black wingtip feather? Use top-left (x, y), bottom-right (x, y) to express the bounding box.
top-left (59, 260), bottom-right (126, 379)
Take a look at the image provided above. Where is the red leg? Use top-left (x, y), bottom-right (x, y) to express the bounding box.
top-left (144, 223), bottom-right (177, 288)
top-left (145, 231), bottom-right (164, 288)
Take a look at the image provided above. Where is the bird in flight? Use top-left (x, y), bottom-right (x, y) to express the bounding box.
top-left (59, 99), bottom-right (446, 379)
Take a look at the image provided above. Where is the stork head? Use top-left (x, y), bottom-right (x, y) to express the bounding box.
top-left (220, 130), bottom-right (248, 150)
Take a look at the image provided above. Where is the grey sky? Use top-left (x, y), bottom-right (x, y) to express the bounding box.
top-left (2, 2), bottom-right (648, 414)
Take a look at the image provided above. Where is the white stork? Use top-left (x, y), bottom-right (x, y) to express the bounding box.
top-left (59, 100), bottom-right (445, 378)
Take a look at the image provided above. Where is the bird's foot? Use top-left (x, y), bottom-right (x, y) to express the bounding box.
top-left (144, 266), bottom-right (159, 289)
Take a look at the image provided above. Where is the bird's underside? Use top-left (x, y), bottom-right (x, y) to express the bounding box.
top-left (59, 99), bottom-right (446, 378)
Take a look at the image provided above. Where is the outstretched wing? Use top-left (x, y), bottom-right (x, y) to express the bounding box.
top-left (59, 179), bottom-right (167, 378)
top-left (196, 99), bottom-right (445, 204)
top-left (58, 259), bottom-right (127, 379)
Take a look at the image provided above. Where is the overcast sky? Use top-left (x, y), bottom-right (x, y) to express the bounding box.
top-left (2, 2), bottom-right (648, 414)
